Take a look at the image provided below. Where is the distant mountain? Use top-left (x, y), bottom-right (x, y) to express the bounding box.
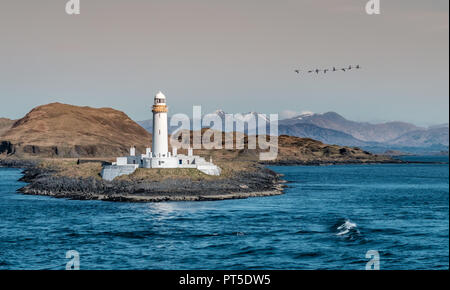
top-left (137, 119), bottom-right (153, 134)
top-left (137, 110), bottom-right (271, 135)
top-left (428, 123), bottom-right (449, 130)
top-left (278, 123), bottom-right (369, 147)
top-left (1, 103), bottom-right (152, 157)
top-left (281, 112), bottom-right (421, 143)
top-left (388, 127), bottom-right (449, 147)
top-left (210, 110), bottom-right (270, 134)
top-left (136, 110), bottom-right (448, 154)
top-left (279, 112), bottom-right (449, 153)
top-left (210, 109), bottom-right (270, 124)
top-left (1, 103), bottom-right (395, 164)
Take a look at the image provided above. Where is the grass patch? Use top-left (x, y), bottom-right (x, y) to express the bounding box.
top-left (37, 158), bottom-right (103, 179)
top-left (116, 168), bottom-right (213, 182)
top-left (29, 157), bottom-right (260, 181)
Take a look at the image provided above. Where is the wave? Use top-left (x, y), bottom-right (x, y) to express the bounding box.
top-left (336, 220), bottom-right (358, 235)
top-left (335, 219), bottom-right (363, 241)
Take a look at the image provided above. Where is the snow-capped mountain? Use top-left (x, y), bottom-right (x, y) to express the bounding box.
top-left (278, 111), bottom-right (448, 153)
top-left (137, 110), bottom-right (449, 154)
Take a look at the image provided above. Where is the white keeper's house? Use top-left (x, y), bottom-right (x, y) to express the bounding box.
top-left (101, 91), bottom-right (221, 181)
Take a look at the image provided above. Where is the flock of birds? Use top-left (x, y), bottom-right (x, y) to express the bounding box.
top-left (294, 65), bottom-right (361, 75)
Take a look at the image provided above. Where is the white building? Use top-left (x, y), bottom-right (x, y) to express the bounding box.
top-left (101, 91), bottom-right (221, 181)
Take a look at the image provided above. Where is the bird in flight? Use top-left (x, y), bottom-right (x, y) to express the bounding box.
top-left (294, 64), bottom-right (362, 76)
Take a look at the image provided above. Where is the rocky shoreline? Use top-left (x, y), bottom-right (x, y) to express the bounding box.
top-left (2, 156), bottom-right (440, 203)
top-left (0, 158), bottom-right (286, 202)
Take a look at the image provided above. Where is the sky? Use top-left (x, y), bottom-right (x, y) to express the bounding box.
top-left (0, 0), bottom-right (448, 126)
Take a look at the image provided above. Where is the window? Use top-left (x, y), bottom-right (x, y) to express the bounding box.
top-left (179, 160), bottom-right (182, 165)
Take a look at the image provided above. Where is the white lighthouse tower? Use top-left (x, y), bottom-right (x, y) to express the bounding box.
top-left (101, 90), bottom-right (221, 180)
top-left (152, 91), bottom-right (169, 157)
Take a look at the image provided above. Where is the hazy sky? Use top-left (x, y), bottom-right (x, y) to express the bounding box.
top-left (0, 0), bottom-right (448, 125)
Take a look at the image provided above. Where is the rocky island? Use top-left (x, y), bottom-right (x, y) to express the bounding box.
top-left (0, 103), bottom-right (399, 202)
top-left (0, 158), bottom-right (284, 202)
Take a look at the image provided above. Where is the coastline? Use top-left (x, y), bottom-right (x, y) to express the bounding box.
top-left (18, 182), bottom-right (287, 203)
top-left (2, 156), bottom-right (445, 203)
top-left (0, 158), bottom-right (286, 202)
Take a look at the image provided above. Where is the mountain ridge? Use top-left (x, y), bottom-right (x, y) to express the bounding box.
top-left (138, 110), bottom-right (448, 153)
top-left (0, 103), bottom-right (393, 164)
top-left (281, 111), bottom-right (423, 143)
top-left (0, 103), bottom-right (152, 157)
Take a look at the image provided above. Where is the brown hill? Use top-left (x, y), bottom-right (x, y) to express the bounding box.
top-left (0, 103), bottom-right (392, 163)
top-left (0, 103), bottom-right (152, 157)
top-left (272, 135), bottom-right (392, 164)
top-left (0, 118), bottom-right (15, 136)
top-left (173, 129), bottom-right (393, 164)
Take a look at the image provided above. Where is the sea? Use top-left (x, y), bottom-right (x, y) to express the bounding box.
top-left (0, 156), bottom-right (448, 270)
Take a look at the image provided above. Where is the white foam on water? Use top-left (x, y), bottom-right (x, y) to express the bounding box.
top-left (336, 220), bottom-right (358, 236)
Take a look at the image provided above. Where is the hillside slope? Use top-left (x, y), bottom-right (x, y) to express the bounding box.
top-left (178, 130), bottom-right (394, 164)
top-left (0, 103), bottom-right (152, 157)
top-left (0, 104), bottom-right (393, 163)
top-left (0, 118), bottom-right (14, 136)
top-left (388, 127), bottom-right (449, 147)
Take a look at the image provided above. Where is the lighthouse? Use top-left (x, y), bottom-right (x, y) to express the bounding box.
top-left (101, 90), bottom-right (221, 180)
top-left (152, 91), bottom-right (169, 157)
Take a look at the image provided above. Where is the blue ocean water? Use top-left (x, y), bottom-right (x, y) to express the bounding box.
top-left (0, 157), bottom-right (448, 270)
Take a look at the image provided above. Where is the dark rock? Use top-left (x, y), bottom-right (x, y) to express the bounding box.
top-left (9, 160), bottom-right (284, 202)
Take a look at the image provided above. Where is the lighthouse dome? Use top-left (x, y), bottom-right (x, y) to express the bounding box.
top-left (155, 91), bottom-right (166, 99)
top-left (154, 91), bottom-right (166, 105)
